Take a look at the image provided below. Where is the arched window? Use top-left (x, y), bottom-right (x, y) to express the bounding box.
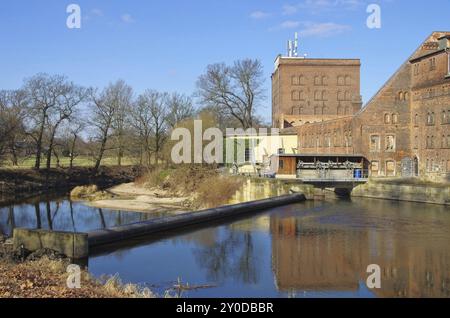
top-left (392, 113), bottom-right (398, 124)
top-left (322, 90), bottom-right (327, 100)
top-left (314, 91), bottom-right (321, 100)
top-left (322, 76), bottom-right (328, 86)
top-left (345, 91), bottom-right (351, 101)
top-left (442, 110), bottom-right (447, 124)
top-left (322, 106), bottom-right (327, 115)
top-left (299, 75), bottom-right (306, 85)
top-left (314, 76), bottom-right (321, 85)
top-left (337, 76), bottom-right (345, 86)
top-left (337, 91), bottom-right (343, 101)
top-left (345, 75), bottom-right (351, 86)
top-left (414, 114), bottom-right (419, 126)
top-left (384, 113), bottom-right (391, 124)
top-left (427, 112), bottom-right (435, 125)
top-left (404, 92), bottom-right (409, 101)
top-left (398, 92), bottom-right (404, 101)
top-left (291, 90), bottom-right (300, 101)
top-left (291, 76), bottom-right (300, 85)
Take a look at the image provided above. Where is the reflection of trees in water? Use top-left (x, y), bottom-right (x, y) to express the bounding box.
top-left (192, 229), bottom-right (259, 284)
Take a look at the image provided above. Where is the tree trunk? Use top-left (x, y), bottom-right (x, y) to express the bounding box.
top-left (69, 134), bottom-right (77, 169)
top-left (94, 136), bottom-right (108, 172)
top-left (34, 118), bottom-right (45, 169)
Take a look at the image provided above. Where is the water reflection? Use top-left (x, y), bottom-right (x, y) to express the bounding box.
top-left (0, 196), bottom-right (166, 237)
top-left (2, 195), bottom-right (450, 297)
top-left (89, 198), bottom-right (450, 298)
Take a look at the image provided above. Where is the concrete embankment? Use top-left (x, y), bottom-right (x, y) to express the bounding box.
top-left (352, 179), bottom-right (450, 205)
top-left (88, 193), bottom-right (306, 248)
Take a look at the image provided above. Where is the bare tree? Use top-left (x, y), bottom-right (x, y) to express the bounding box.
top-left (44, 84), bottom-right (86, 170)
top-left (129, 95), bottom-right (154, 166)
top-left (166, 92), bottom-right (195, 129)
top-left (89, 81), bottom-right (130, 172)
top-left (110, 81), bottom-right (133, 166)
top-left (139, 90), bottom-right (169, 164)
top-left (24, 74), bottom-right (83, 169)
top-left (0, 90), bottom-right (28, 165)
top-left (196, 59), bottom-right (265, 129)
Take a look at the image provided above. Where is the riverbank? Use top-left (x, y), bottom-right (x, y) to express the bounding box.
top-left (0, 236), bottom-right (156, 298)
top-left (86, 183), bottom-right (191, 214)
top-left (351, 178), bottom-right (450, 205)
top-left (0, 166), bottom-right (144, 205)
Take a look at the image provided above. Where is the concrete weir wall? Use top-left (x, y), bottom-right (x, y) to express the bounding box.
top-left (352, 181), bottom-right (450, 205)
top-left (13, 228), bottom-right (88, 259)
top-left (88, 193), bottom-right (306, 248)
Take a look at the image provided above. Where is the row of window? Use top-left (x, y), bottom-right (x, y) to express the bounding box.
top-left (421, 109), bottom-right (450, 125)
top-left (425, 159), bottom-right (450, 173)
top-left (300, 131), bottom-right (353, 148)
top-left (291, 75), bottom-right (352, 86)
top-left (418, 135), bottom-right (450, 149)
top-left (291, 90), bottom-right (352, 101)
top-left (370, 160), bottom-right (396, 177)
top-left (370, 135), bottom-right (396, 152)
top-left (291, 105), bottom-right (352, 116)
top-left (384, 113), bottom-right (399, 124)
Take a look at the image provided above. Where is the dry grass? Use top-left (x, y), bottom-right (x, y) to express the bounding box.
top-left (70, 185), bottom-right (99, 199)
top-left (138, 165), bottom-right (244, 209)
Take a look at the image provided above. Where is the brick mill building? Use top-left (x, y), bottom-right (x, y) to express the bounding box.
top-left (273, 32), bottom-right (450, 181)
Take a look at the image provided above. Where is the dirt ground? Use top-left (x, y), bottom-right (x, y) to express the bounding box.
top-left (86, 182), bottom-right (192, 214)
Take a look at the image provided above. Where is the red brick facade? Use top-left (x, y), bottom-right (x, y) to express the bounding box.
top-left (273, 32), bottom-right (450, 180)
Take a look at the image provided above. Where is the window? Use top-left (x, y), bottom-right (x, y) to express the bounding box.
top-left (299, 75), bottom-right (306, 85)
top-left (345, 91), bottom-right (351, 101)
top-left (414, 114), bottom-right (419, 126)
top-left (244, 148), bottom-right (251, 162)
top-left (314, 106), bottom-right (320, 115)
top-left (371, 161), bottom-right (380, 176)
top-left (314, 91), bottom-right (321, 100)
top-left (385, 135), bottom-right (396, 151)
top-left (337, 76), bottom-right (345, 86)
top-left (429, 58), bottom-right (436, 71)
top-left (345, 75), bottom-right (351, 86)
top-left (314, 76), bottom-right (321, 86)
top-left (427, 112), bottom-right (435, 125)
top-left (322, 76), bottom-right (328, 86)
top-left (291, 76), bottom-right (300, 86)
top-left (442, 110), bottom-right (447, 124)
top-left (414, 136), bottom-right (419, 149)
top-left (337, 106), bottom-right (343, 115)
top-left (291, 90), bottom-right (300, 101)
top-left (413, 64), bottom-right (419, 76)
top-left (278, 148), bottom-right (285, 155)
top-left (279, 159), bottom-right (284, 169)
top-left (386, 160), bottom-right (396, 177)
top-left (370, 135), bottom-right (381, 152)
top-left (384, 113), bottom-right (391, 124)
top-left (392, 113), bottom-right (399, 124)
top-left (322, 90), bottom-right (327, 101)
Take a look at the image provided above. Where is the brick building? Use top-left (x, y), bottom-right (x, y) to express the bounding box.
top-left (271, 56), bottom-right (362, 129)
top-left (278, 32), bottom-right (450, 180)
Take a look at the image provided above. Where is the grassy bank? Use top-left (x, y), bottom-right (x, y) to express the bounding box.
top-left (136, 165), bottom-right (244, 209)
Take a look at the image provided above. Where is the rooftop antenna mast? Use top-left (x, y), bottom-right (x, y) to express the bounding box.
top-left (287, 40), bottom-right (293, 57)
top-left (287, 32), bottom-right (300, 57)
top-left (293, 32), bottom-right (299, 57)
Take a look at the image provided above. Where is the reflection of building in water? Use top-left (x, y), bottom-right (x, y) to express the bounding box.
top-left (270, 208), bottom-right (450, 297)
top-left (270, 215), bottom-right (368, 291)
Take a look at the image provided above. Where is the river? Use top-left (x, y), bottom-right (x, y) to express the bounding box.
top-left (1, 196), bottom-right (450, 298)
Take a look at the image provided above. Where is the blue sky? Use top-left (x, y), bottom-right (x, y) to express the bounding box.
top-left (0, 0), bottom-right (449, 122)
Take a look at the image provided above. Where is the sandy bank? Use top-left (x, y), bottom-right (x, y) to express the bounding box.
top-left (86, 183), bottom-right (191, 214)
